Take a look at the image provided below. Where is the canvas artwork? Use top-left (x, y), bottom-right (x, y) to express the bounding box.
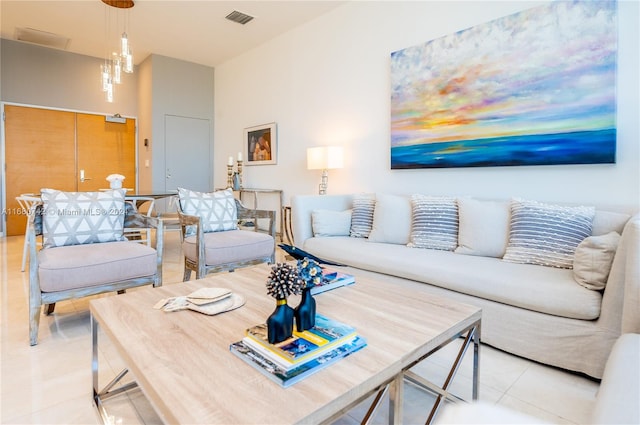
top-left (390, 1), bottom-right (617, 169)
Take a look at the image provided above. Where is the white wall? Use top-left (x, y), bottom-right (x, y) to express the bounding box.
top-left (214, 1), bottom-right (640, 213)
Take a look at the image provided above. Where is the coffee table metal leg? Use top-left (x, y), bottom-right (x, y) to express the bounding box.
top-left (388, 374), bottom-right (404, 424)
top-left (91, 314), bottom-right (140, 425)
top-left (399, 322), bottom-right (480, 424)
top-left (472, 324), bottom-right (481, 401)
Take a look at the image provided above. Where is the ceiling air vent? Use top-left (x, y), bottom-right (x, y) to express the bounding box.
top-left (15, 27), bottom-right (70, 50)
top-left (225, 10), bottom-right (254, 25)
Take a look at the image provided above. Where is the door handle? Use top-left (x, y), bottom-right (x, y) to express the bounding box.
top-left (79, 169), bottom-right (92, 183)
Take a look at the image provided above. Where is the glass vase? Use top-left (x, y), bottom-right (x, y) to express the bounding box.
top-left (267, 299), bottom-right (294, 344)
top-left (295, 287), bottom-right (316, 331)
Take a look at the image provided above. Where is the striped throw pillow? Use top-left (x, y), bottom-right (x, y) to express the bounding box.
top-left (408, 195), bottom-right (458, 251)
top-left (349, 194), bottom-right (375, 238)
top-left (503, 199), bottom-right (595, 269)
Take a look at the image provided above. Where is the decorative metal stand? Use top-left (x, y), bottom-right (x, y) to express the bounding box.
top-left (227, 164), bottom-right (234, 189)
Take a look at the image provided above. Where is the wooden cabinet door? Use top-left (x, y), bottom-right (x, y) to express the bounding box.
top-left (4, 105), bottom-right (76, 236)
top-left (76, 113), bottom-right (136, 191)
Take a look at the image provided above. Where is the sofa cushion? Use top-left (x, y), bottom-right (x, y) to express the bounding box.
top-left (408, 195), bottom-right (458, 251)
top-left (573, 231), bottom-right (620, 290)
top-left (312, 209), bottom-right (352, 237)
top-left (455, 198), bottom-right (510, 257)
top-left (368, 193), bottom-right (411, 245)
top-left (349, 193), bottom-right (376, 238)
top-left (38, 241), bottom-right (157, 292)
top-left (41, 188), bottom-right (127, 248)
top-left (178, 188), bottom-right (238, 234)
top-left (304, 236), bottom-right (602, 320)
top-left (183, 230), bottom-right (273, 266)
top-left (503, 198), bottom-right (595, 269)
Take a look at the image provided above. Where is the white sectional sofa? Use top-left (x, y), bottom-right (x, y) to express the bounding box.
top-left (291, 194), bottom-right (639, 379)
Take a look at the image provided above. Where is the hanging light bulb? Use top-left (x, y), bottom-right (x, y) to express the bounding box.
top-left (101, 63), bottom-right (111, 92)
top-left (105, 76), bottom-right (114, 103)
top-left (120, 32), bottom-right (128, 58)
top-left (112, 53), bottom-right (122, 84)
top-left (124, 47), bottom-right (134, 73)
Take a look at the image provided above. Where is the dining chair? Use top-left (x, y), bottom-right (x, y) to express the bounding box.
top-left (124, 196), bottom-right (156, 246)
top-left (15, 193), bottom-right (43, 272)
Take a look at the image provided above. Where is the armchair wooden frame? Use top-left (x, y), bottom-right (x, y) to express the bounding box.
top-left (177, 199), bottom-right (276, 280)
top-left (28, 208), bottom-right (164, 345)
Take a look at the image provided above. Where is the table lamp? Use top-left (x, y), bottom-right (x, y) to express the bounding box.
top-left (307, 146), bottom-right (344, 195)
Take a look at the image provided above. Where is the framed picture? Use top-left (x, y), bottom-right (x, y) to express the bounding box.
top-left (244, 123), bottom-right (277, 165)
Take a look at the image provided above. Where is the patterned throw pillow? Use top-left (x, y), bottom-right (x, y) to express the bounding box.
top-left (41, 188), bottom-right (127, 248)
top-left (408, 195), bottom-right (458, 251)
top-left (503, 199), bottom-right (595, 269)
top-left (349, 194), bottom-right (376, 238)
top-left (178, 188), bottom-right (238, 233)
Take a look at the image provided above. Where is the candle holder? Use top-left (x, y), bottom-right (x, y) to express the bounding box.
top-left (227, 164), bottom-right (234, 189)
top-left (236, 160), bottom-right (243, 189)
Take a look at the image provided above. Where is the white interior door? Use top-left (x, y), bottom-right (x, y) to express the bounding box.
top-left (164, 115), bottom-right (211, 193)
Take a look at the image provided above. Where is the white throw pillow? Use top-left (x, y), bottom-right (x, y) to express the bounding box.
top-left (455, 198), bottom-right (510, 257)
top-left (367, 194), bottom-right (412, 245)
top-left (312, 209), bottom-right (352, 237)
top-left (573, 231), bottom-right (620, 290)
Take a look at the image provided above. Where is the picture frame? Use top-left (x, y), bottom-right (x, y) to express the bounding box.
top-left (244, 123), bottom-right (277, 165)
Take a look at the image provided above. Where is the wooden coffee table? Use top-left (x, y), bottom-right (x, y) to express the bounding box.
top-left (90, 264), bottom-right (481, 424)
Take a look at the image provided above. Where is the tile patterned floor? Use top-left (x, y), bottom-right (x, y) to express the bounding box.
top-left (1, 232), bottom-right (599, 424)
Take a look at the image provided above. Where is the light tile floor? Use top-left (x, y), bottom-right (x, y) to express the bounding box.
top-left (1, 231), bottom-right (600, 424)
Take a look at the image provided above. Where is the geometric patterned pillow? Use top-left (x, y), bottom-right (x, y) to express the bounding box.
top-left (41, 188), bottom-right (127, 248)
top-left (349, 193), bottom-right (376, 238)
top-left (503, 198), bottom-right (595, 269)
top-left (407, 194), bottom-right (458, 251)
top-left (178, 188), bottom-right (238, 233)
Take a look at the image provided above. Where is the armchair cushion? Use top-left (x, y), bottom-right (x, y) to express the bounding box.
top-left (38, 241), bottom-right (157, 292)
top-left (178, 188), bottom-right (238, 234)
top-left (41, 188), bottom-right (127, 248)
top-left (183, 230), bottom-right (274, 267)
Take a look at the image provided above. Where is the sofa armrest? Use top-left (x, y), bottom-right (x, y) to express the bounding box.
top-left (590, 333), bottom-right (640, 424)
top-left (291, 194), bottom-right (354, 246)
top-left (599, 213), bottom-right (640, 334)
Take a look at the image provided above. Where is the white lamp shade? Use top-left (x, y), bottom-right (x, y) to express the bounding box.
top-left (307, 146), bottom-right (344, 170)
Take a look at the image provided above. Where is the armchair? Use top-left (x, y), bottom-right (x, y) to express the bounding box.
top-left (177, 188), bottom-right (275, 281)
top-left (29, 189), bottom-right (163, 345)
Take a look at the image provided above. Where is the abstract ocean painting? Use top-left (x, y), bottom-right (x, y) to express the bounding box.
top-left (390, 1), bottom-right (617, 169)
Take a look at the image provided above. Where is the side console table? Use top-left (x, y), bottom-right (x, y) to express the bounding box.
top-left (237, 188), bottom-right (283, 239)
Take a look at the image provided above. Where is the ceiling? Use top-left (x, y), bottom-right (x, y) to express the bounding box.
top-left (0, 1), bottom-right (346, 68)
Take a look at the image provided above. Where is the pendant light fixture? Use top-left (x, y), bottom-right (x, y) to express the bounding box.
top-left (100, 0), bottom-right (134, 103)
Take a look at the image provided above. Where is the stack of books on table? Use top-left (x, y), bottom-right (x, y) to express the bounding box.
top-left (311, 268), bottom-right (355, 295)
top-left (230, 314), bottom-right (366, 387)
